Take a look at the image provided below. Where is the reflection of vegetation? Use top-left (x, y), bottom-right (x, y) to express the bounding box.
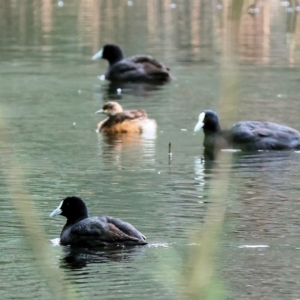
top-left (231, 0), bottom-right (244, 20)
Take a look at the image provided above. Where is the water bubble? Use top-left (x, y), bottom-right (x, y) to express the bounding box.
top-left (57, 1), bottom-right (64, 7)
top-left (149, 243), bottom-right (169, 248)
top-left (73, 122), bottom-right (76, 126)
top-left (50, 238), bottom-right (61, 246)
top-left (216, 4), bottom-right (222, 10)
top-left (238, 245), bottom-right (269, 249)
top-left (98, 75), bottom-right (105, 81)
top-left (170, 3), bottom-right (177, 9)
top-left (78, 90), bottom-right (82, 94)
top-left (127, 1), bottom-right (133, 6)
top-left (221, 149), bottom-right (241, 152)
top-left (117, 88), bottom-right (122, 94)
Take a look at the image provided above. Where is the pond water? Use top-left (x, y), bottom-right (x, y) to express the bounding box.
top-left (1, 0), bottom-right (300, 299)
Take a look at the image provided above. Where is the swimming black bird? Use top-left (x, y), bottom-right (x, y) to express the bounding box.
top-left (95, 101), bottom-right (157, 134)
top-left (92, 44), bottom-right (174, 83)
top-left (50, 196), bottom-right (147, 247)
top-left (194, 110), bottom-right (300, 159)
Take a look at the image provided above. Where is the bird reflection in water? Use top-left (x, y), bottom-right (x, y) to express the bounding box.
top-left (98, 132), bottom-right (156, 170)
top-left (193, 156), bottom-right (220, 203)
top-left (102, 81), bottom-right (166, 100)
top-left (60, 246), bottom-right (146, 270)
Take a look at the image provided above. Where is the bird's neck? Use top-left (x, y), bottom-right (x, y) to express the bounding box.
top-left (203, 124), bottom-right (221, 135)
top-left (65, 214), bottom-right (89, 226)
top-left (108, 49), bottom-right (124, 66)
top-left (108, 57), bottom-right (122, 66)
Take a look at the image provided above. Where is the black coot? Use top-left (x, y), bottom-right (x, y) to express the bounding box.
top-left (50, 196), bottom-right (147, 247)
top-left (194, 110), bottom-right (300, 159)
top-left (92, 44), bottom-right (174, 83)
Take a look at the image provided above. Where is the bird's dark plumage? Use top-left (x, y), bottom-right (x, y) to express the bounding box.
top-left (194, 110), bottom-right (300, 159)
top-left (92, 44), bottom-right (174, 83)
top-left (50, 196), bottom-right (147, 248)
top-left (95, 101), bottom-right (156, 134)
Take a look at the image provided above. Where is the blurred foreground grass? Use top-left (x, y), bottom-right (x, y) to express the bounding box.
top-left (181, 1), bottom-right (243, 299)
top-left (0, 111), bottom-right (78, 299)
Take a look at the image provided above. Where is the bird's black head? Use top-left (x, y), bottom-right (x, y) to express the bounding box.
top-left (92, 44), bottom-right (124, 66)
top-left (50, 196), bottom-right (89, 223)
top-left (194, 110), bottom-right (221, 134)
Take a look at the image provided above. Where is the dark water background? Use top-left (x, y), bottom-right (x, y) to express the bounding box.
top-left (1, 0), bottom-right (300, 299)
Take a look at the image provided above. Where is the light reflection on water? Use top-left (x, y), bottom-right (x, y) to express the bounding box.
top-left (1, 0), bottom-right (300, 299)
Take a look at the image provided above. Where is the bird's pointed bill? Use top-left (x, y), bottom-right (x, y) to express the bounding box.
top-left (92, 48), bottom-right (103, 60)
top-left (50, 200), bottom-right (63, 217)
top-left (194, 112), bottom-right (206, 132)
top-left (95, 109), bottom-right (104, 114)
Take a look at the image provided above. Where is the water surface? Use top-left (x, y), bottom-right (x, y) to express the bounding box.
top-left (1, 0), bottom-right (300, 299)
